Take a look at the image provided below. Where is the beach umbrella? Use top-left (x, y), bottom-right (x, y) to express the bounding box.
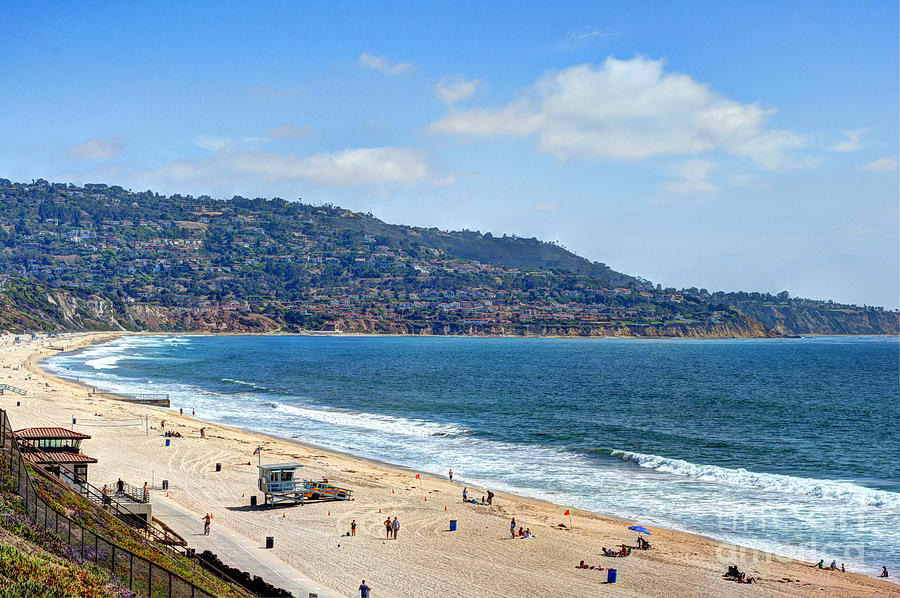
top-left (628, 525), bottom-right (651, 535)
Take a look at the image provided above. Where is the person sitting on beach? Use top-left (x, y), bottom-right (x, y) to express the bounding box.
top-left (577, 560), bottom-right (587, 568)
top-left (829, 560), bottom-right (837, 570)
top-left (518, 526), bottom-right (524, 537)
top-left (880, 566), bottom-right (889, 578)
top-left (813, 559), bottom-right (824, 569)
top-left (523, 528), bottom-right (533, 538)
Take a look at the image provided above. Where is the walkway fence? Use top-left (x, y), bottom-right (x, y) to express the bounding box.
top-left (0, 407), bottom-right (212, 597)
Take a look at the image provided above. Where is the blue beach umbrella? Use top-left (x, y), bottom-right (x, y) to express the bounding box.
top-left (628, 525), bottom-right (651, 535)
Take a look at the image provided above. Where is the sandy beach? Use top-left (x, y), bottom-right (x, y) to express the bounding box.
top-left (0, 332), bottom-right (896, 598)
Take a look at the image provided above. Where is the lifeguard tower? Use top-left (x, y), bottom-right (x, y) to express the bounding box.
top-left (257, 462), bottom-right (354, 506)
top-left (258, 463), bottom-right (305, 506)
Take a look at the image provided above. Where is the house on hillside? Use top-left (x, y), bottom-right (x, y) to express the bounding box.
top-left (14, 427), bottom-right (97, 484)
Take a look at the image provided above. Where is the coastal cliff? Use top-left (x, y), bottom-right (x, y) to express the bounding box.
top-left (724, 300), bottom-right (899, 336)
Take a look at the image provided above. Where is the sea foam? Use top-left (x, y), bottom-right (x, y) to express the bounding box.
top-left (612, 450), bottom-right (900, 509)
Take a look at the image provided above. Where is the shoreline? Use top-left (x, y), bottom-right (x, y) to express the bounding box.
top-left (5, 332), bottom-right (896, 597)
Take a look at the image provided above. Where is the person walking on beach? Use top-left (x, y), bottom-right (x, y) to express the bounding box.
top-left (448, 469), bottom-right (453, 482)
top-left (487, 490), bottom-right (493, 505)
top-left (351, 519), bottom-right (356, 536)
top-left (462, 487), bottom-right (468, 502)
top-left (202, 513), bottom-right (211, 535)
top-left (359, 580), bottom-right (371, 597)
top-left (384, 516), bottom-right (392, 539)
top-left (510, 517), bottom-right (516, 538)
top-left (391, 516), bottom-right (400, 539)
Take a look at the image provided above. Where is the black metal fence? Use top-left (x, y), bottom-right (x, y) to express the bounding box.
top-left (0, 407), bottom-right (212, 597)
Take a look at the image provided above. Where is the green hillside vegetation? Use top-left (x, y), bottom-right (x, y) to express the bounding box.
top-left (0, 443), bottom-right (246, 598)
top-left (0, 451), bottom-right (125, 597)
top-left (0, 178), bottom-right (894, 337)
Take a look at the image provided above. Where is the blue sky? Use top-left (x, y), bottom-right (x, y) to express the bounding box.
top-left (2, 1), bottom-right (897, 307)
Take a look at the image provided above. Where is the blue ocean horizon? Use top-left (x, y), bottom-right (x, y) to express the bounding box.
top-left (46, 334), bottom-right (900, 577)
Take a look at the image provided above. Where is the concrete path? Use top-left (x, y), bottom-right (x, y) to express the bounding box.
top-left (151, 499), bottom-right (346, 598)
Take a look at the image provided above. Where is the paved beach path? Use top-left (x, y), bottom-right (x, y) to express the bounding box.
top-left (151, 498), bottom-right (346, 598)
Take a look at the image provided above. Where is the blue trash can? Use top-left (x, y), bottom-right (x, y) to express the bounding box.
top-left (165, 439), bottom-right (170, 447)
top-left (607, 568), bottom-right (617, 583)
top-left (449, 520), bottom-right (457, 531)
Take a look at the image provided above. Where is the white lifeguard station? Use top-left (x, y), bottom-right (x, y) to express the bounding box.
top-left (256, 461), bottom-right (354, 507)
top-left (258, 463), bottom-right (305, 506)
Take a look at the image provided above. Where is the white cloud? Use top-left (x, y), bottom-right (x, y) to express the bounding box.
top-left (664, 160), bottom-right (720, 194)
top-left (358, 52), bottom-right (414, 75)
top-left (570, 26), bottom-right (618, 40)
top-left (863, 156), bottom-right (898, 172)
top-left (71, 137), bottom-right (123, 160)
top-left (435, 75), bottom-right (481, 104)
top-left (429, 56), bottom-right (807, 169)
top-left (153, 146), bottom-right (443, 187)
top-left (830, 128), bottom-right (867, 152)
top-left (266, 124), bottom-right (313, 139)
top-left (535, 201), bottom-right (561, 212)
top-left (194, 135), bottom-right (234, 152)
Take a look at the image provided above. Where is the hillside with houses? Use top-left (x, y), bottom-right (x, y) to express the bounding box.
top-left (0, 179), bottom-right (895, 337)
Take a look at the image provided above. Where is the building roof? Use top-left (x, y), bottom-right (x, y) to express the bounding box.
top-left (258, 463), bottom-right (303, 471)
top-left (14, 427), bottom-right (91, 440)
top-left (24, 450), bottom-right (98, 465)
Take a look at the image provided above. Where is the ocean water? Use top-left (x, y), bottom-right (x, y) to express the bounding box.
top-left (46, 335), bottom-right (899, 576)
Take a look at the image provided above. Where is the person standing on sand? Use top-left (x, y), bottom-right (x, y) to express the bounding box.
top-left (384, 516), bottom-right (392, 539)
top-left (448, 469), bottom-right (453, 482)
top-left (392, 516), bottom-right (400, 539)
top-left (359, 580), bottom-right (371, 597)
top-left (351, 519), bottom-right (356, 536)
top-left (510, 517), bottom-right (516, 538)
top-left (202, 513), bottom-right (211, 535)
top-left (462, 487), bottom-right (468, 502)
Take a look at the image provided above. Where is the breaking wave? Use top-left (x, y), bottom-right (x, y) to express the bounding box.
top-left (612, 450), bottom-right (900, 509)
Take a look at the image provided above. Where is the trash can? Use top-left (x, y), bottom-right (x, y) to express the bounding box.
top-left (250, 495), bottom-right (257, 506)
top-left (162, 480), bottom-right (168, 490)
top-left (215, 463), bottom-right (221, 472)
top-left (449, 520), bottom-right (457, 531)
top-left (165, 439), bottom-right (170, 447)
top-left (607, 568), bottom-right (617, 583)
top-left (265, 536), bottom-right (274, 549)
